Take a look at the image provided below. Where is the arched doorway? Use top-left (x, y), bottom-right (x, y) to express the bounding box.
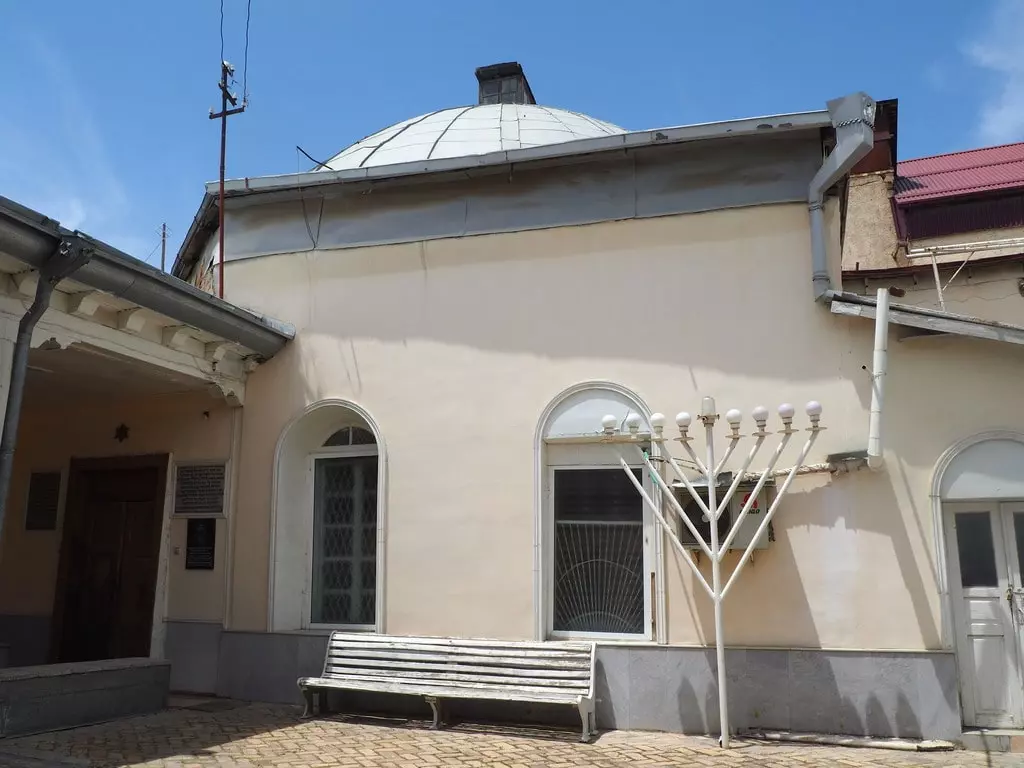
top-left (936, 433), bottom-right (1024, 728)
top-left (269, 400), bottom-right (386, 633)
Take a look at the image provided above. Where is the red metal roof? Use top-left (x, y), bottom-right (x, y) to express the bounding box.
top-left (895, 142), bottom-right (1024, 203)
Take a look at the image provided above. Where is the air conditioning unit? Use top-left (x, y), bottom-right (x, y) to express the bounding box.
top-left (671, 479), bottom-right (774, 551)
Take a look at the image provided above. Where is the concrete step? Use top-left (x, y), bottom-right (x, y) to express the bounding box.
top-left (961, 729), bottom-right (1024, 752)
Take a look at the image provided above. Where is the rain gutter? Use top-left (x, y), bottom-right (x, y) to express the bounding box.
top-left (809, 93), bottom-right (878, 300)
top-left (0, 238), bottom-right (92, 541)
top-left (0, 196), bottom-right (294, 358)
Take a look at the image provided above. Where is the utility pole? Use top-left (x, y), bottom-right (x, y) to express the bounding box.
top-left (160, 222), bottom-right (167, 272)
top-left (209, 60), bottom-right (245, 299)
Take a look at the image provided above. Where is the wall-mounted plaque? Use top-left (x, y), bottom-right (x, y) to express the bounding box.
top-left (185, 518), bottom-right (216, 570)
top-left (175, 464), bottom-right (225, 516)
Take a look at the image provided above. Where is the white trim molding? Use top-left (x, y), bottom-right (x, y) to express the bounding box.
top-left (533, 381), bottom-right (665, 643)
top-left (267, 398), bottom-right (389, 635)
top-left (930, 430), bottom-right (1024, 651)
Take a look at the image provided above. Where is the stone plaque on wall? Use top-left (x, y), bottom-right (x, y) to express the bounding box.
top-left (174, 464), bottom-right (225, 516)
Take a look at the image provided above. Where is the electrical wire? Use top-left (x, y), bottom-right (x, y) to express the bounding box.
top-left (242, 0), bottom-right (252, 102)
top-left (219, 0), bottom-right (225, 65)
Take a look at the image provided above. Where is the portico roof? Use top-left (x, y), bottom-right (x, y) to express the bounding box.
top-left (0, 196), bottom-right (294, 361)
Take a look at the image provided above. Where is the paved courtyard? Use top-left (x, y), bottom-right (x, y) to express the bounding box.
top-left (0, 701), bottom-right (1019, 768)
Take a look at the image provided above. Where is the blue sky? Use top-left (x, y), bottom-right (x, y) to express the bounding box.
top-left (1, 0), bottom-right (1022, 266)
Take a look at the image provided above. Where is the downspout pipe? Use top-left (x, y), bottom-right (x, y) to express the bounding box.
top-left (0, 238), bottom-right (92, 545)
top-left (866, 287), bottom-right (891, 470)
top-left (809, 93), bottom-right (878, 300)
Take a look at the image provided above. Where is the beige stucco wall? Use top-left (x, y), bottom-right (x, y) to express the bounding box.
top-left (0, 389), bottom-right (234, 625)
top-left (221, 201), bottom-right (1024, 651)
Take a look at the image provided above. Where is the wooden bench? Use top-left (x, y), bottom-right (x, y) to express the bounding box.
top-left (298, 633), bottom-right (597, 742)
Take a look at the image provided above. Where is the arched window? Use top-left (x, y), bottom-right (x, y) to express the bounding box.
top-left (537, 384), bottom-right (656, 640)
top-left (271, 401), bottom-right (384, 632)
top-left (312, 426), bottom-right (378, 627)
top-left (323, 426), bottom-right (376, 447)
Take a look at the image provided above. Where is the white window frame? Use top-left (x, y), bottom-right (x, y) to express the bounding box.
top-left (305, 442), bottom-right (380, 632)
top-left (545, 457), bottom-right (655, 642)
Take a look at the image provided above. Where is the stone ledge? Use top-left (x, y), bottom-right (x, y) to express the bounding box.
top-left (0, 658), bottom-right (169, 738)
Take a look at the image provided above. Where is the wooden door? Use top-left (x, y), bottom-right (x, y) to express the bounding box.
top-left (51, 456), bottom-right (168, 663)
top-left (946, 502), bottom-right (1024, 727)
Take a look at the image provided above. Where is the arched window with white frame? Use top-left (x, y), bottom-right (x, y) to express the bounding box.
top-left (270, 400), bottom-right (386, 633)
top-left (536, 384), bottom-right (659, 641)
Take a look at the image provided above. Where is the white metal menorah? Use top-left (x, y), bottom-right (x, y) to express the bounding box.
top-left (600, 396), bottom-right (824, 748)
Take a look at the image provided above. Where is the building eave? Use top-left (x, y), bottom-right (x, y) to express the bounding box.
top-left (827, 290), bottom-right (1024, 347)
top-left (172, 108), bottom-right (832, 279)
top-left (0, 196), bottom-right (294, 359)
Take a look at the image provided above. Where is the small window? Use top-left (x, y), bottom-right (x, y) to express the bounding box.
top-left (955, 511), bottom-right (998, 588)
top-left (174, 463), bottom-right (226, 516)
top-left (323, 427), bottom-right (375, 447)
top-left (25, 472), bottom-right (61, 531)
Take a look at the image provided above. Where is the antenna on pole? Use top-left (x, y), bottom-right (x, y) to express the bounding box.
top-left (209, 60), bottom-right (246, 299)
top-left (160, 222), bottom-right (167, 272)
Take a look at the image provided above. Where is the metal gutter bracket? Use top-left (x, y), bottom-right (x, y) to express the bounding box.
top-left (810, 92), bottom-right (877, 300)
top-left (0, 237), bottom-right (92, 544)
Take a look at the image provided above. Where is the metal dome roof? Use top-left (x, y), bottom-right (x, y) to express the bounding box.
top-left (319, 104), bottom-right (624, 171)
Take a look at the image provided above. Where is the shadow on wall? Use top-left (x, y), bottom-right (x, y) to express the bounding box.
top-left (227, 208), bottom-right (850, 383)
top-left (593, 644), bottom-right (959, 740)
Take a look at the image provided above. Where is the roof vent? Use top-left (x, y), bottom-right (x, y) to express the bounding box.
top-left (475, 62), bottom-right (536, 106)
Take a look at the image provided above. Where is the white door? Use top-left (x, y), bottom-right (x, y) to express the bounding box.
top-left (946, 502), bottom-right (1024, 727)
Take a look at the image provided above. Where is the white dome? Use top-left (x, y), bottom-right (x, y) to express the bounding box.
top-left (320, 104), bottom-right (624, 171)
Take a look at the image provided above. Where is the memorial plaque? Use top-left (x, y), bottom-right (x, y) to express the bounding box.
top-left (185, 518), bottom-right (216, 570)
top-left (175, 464), bottom-right (225, 516)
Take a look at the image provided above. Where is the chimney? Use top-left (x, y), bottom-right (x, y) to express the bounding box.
top-left (475, 62), bottom-right (536, 106)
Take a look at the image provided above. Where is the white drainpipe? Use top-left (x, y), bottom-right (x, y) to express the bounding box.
top-left (809, 93), bottom-right (877, 300)
top-left (867, 287), bottom-right (890, 469)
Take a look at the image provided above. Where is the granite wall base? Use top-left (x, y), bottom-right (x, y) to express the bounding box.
top-left (0, 657), bottom-right (169, 738)
top-left (173, 630), bottom-right (963, 740)
top-left (0, 615), bottom-right (51, 667)
top-left (594, 645), bottom-right (961, 740)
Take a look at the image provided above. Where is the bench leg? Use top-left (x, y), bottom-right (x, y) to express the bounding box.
top-left (301, 688), bottom-right (316, 719)
top-left (577, 698), bottom-right (595, 743)
top-left (425, 696), bottom-right (447, 730)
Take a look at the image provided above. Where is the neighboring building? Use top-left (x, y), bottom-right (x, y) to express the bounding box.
top-left (844, 122), bottom-right (1024, 326)
top-left (5, 63), bottom-right (1024, 742)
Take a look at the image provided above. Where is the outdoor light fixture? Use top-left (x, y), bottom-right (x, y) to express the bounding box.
top-left (725, 409), bottom-right (742, 438)
top-left (675, 412), bottom-right (691, 441)
top-left (599, 395), bottom-right (825, 748)
top-left (778, 402), bottom-right (795, 429)
top-left (752, 405), bottom-right (769, 434)
top-left (700, 396), bottom-right (717, 420)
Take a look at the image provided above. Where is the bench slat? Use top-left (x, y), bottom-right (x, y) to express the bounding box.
top-left (326, 634), bottom-right (591, 653)
top-left (322, 665), bottom-right (590, 689)
top-left (325, 650), bottom-right (589, 672)
top-left (300, 675), bottom-right (584, 702)
top-left (328, 639), bottom-right (589, 661)
top-left (324, 657), bottom-right (590, 679)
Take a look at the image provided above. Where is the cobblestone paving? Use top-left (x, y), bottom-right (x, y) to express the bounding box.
top-left (0, 703), bottom-right (1020, 768)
